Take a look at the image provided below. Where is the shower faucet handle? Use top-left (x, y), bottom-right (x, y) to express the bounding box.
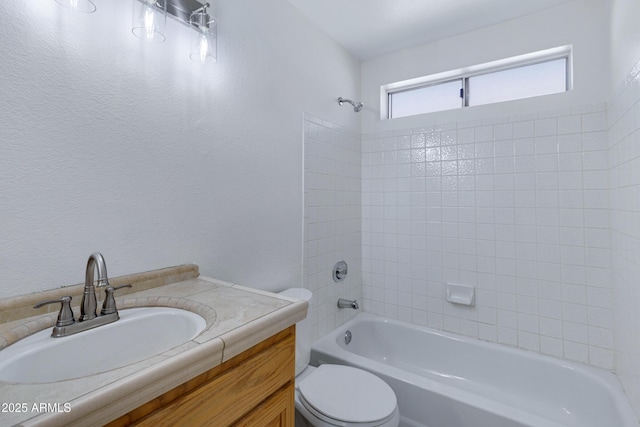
top-left (333, 261), bottom-right (348, 282)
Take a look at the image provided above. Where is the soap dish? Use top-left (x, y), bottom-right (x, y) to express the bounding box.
top-left (446, 283), bottom-right (475, 306)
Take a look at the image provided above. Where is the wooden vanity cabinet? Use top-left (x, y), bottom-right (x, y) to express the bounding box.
top-left (107, 326), bottom-right (296, 427)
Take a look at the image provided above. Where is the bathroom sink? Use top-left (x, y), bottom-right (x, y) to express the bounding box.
top-left (0, 307), bottom-right (206, 383)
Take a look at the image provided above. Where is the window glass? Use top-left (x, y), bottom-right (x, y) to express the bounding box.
top-left (390, 79), bottom-right (463, 119)
top-left (467, 58), bottom-right (567, 107)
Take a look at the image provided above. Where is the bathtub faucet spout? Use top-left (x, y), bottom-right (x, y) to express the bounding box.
top-left (338, 298), bottom-right (359, 310)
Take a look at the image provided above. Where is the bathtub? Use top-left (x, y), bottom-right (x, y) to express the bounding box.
top-left (310, 313), bottom-right (639, 427)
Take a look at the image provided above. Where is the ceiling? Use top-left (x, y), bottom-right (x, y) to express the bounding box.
top-left (288, 0), bottom-right (575, 61)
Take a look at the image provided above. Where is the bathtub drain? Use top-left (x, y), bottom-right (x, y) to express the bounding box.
top-left (344, 330), bottom-right (352, 345)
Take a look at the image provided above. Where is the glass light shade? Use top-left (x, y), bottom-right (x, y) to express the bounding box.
top-left (55, 0), bottom-right (96, 13)
top-left (132, 0), bottom-right (167, 43)
top-left (189, 11), bottom-right (217, 64)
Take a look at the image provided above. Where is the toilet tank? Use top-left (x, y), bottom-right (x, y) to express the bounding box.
top-left (278, 288), bottom-right (313, 375)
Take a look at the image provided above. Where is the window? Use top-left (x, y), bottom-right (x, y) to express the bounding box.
top-left (390, 79), bottom-right (463, 118)
top-left (383, 46), bottom-right (572, 119)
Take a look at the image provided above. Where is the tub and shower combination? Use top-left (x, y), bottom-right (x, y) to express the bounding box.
top-left (311, 313), bottom-right (638, 427)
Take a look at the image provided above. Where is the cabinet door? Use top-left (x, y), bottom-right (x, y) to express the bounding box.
top-left (234, 383), bottom-right (294, 427)
top-left (111, 327), bottom-right (296, 427)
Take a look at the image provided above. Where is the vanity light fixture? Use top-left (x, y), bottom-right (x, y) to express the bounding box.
top-left (54, 0), bottom-right (96, 13)
top-left (189, 3), bottom-right (216, 63)
top-left (131, 0), bottom-right (217, 63)
top-left (132, 0), bottom-right (167, 43)
top-left (56, 0), bottom-right (216, 63)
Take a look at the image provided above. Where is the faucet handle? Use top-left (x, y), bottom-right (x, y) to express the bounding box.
top-left (100, 284), bottom-right (132, 316)
top-left (34, 296), bottom-right (75, 327)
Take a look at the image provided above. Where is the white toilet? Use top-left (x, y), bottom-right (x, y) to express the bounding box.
top-left (279, 288), bottom-right (400, 427)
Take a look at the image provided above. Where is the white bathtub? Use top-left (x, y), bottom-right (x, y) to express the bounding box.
top-left (310, 313), bottom-right (639, 427)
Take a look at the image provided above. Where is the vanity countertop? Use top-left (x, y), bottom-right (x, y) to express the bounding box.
top-left (0, 274), bottom-right (307, 427)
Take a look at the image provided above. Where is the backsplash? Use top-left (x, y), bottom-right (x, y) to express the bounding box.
top-left (303, 113), bottom-right (362, 341)
top-left (0, 264), bottom-right (199, 325)
top-left (361, 104), bottom-right (614, 369)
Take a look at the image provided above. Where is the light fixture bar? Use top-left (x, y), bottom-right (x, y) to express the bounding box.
top-left (165, 0), bottom-right (208, 27)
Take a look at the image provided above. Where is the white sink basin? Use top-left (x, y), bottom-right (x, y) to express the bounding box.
top-left (0, 307), bottom-right (207, 383)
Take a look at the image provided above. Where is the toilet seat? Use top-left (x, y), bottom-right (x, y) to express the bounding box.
top-left (297, 364), bottom-right (398, 426)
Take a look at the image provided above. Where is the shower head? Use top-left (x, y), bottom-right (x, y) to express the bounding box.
top-left (338, 97), bottom-right (363, 113)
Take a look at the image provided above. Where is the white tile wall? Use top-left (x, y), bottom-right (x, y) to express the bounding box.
top-left (362, 104), bottom-right (614, 369)
top-left (304, 113), bottom-right (362, 341)
top-left (609, 59), bottom-right (640, 415)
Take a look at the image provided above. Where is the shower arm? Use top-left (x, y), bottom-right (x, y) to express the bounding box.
top-left (338, 97), bottom-right (364, 112)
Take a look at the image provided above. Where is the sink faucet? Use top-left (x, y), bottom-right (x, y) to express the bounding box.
top-left (34, 253), bottom-right (131, 337)
top-left (80, 252), bottom-right (109, 321)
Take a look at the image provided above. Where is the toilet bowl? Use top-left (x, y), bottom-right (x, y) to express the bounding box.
top-left (278, 288), bottom-right (400, 427)
top-left (295, 364), bottom-right (400, 427)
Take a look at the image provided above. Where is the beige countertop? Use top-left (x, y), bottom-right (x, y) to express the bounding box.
top-left (0, 272), bottom-right (307, 427)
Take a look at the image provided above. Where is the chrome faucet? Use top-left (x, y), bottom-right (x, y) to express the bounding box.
top-left (81, 252), bottom-right (109, 321)
top-left (337, 298), bottom-right (359, 310)
top-left (34, 253), bottom-right (131, 337)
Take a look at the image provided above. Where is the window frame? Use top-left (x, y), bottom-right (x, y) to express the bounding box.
top-left (381, 45), bottom-right (573, 120)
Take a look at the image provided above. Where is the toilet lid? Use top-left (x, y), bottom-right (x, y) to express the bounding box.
top-left (298, 364), bottom-right (397, 423)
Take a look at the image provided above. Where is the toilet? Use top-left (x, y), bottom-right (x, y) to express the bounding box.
top-left (279, 288), bottom-right (400, 427)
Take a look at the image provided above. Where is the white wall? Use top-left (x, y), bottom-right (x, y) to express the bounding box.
top-left (0, 0), bottom-right (359, 297)
top-left (360, 0), bottom-right (609, 135)
top-left (608, 0), bottom-right (640, 416)
top-left (609, 0), bottom-right (640, 92)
